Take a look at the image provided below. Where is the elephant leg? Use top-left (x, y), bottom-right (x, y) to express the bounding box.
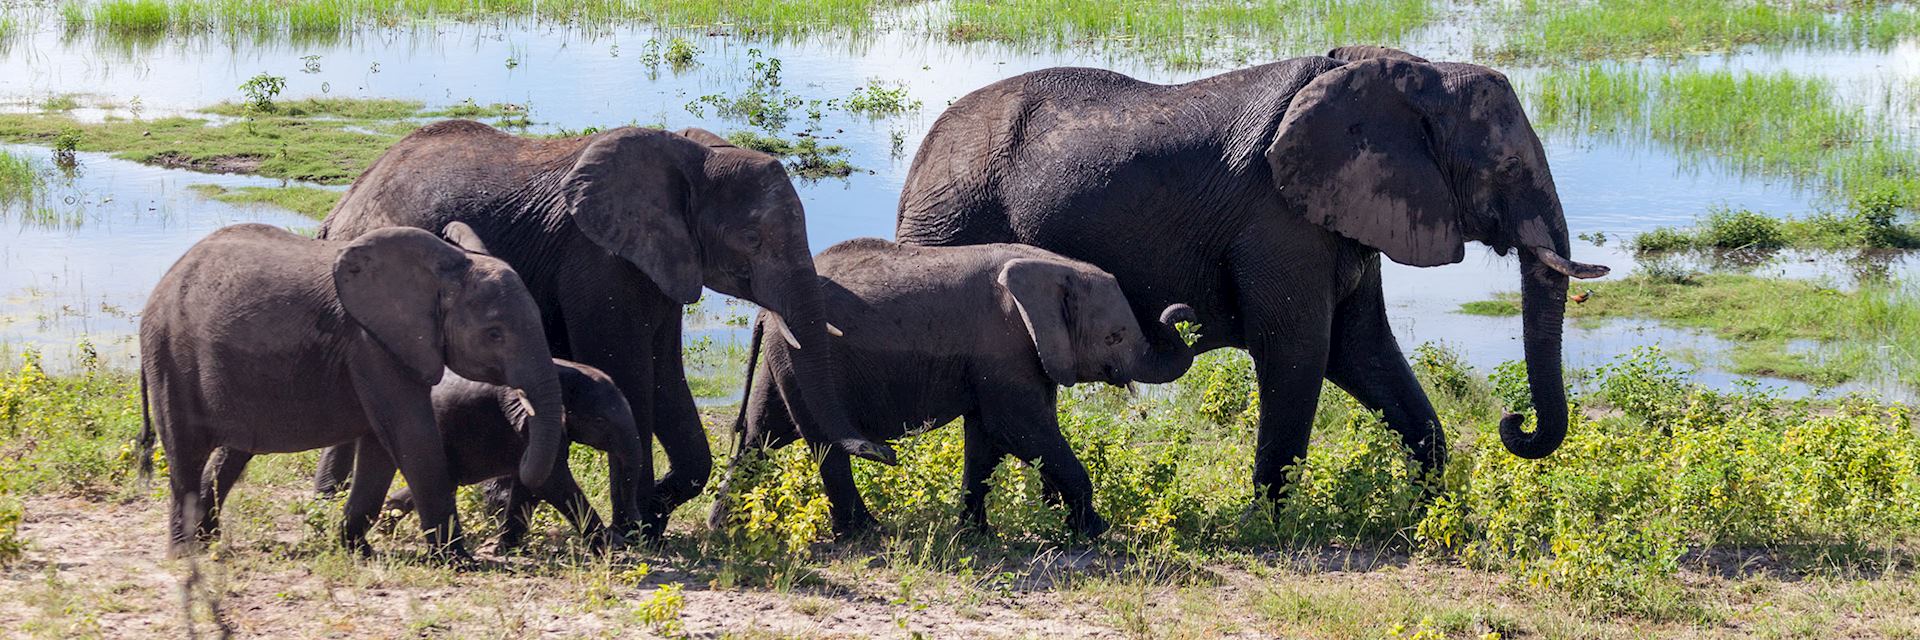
top-left (707, 380), bottom-right (800, 532)
top-left (647, 314), bottom-right (712, 534)
top-left (984, 390), bottom-right (1106, 539)
top-left (1233, 243), bottom-right (1336, 505)
top-left (313, 443), bottom-right (356, 498)
top-left (483, 477), bottom-right (535, 552)
top-left (1325, 260), bottom-right (1447, 477)
top-left (960, 412), bottom-right (1003, 533)
top-left (340, 438), bottom-right (397, 555)
top-left (560, 281), bottom-right (663, 541)
top-left (818, 446), bottom-right (878, 537)
top-left (531, 463), bottom-right (611, 550)
top-left (163, 438), bottom-right (214, 558)
top-left (198, 448), bottom-right (253, 543)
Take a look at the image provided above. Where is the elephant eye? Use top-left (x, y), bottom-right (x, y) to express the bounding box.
top-left (1105, 331), bottom-right (1124, 346)
top-left (486, 327), bottom-right (506, 343)
top-left (742, 228), bottom-right (762, 249)
top-left (1498, 155), bottom-right (1524, 179)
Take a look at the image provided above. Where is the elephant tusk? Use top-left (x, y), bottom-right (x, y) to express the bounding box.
top-left (774, 317), bottom-right (803, 350)
top-left (510, 389), bottom-right (537, 418)
top-left (826, 322), bottom-right (844, 338)
top-left (1531, 246), bottom-right (1611, 280)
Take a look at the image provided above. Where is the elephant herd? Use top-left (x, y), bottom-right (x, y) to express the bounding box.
top-left (136, 46), bottom-right (1607, 559)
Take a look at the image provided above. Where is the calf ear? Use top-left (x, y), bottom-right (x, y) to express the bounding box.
top-left (441, 221), bottom-right (493, 255)
top-left (333, 227), bottom-right (470, 386)
top-left (997, 258), bottom-right (1078, 386)
top-left (1325, 45), bottom-right (1429, 64)
top-left (564, 127), bottom-right (707, 304)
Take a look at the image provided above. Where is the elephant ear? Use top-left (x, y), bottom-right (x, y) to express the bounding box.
top-left (1325, 45), bottom-right (1429, 64)
top-left (564, 127), bottom-right (706, 304)
top-left (441, 221), bottom-right (493, 255)
top-left (997, 258), bottom-right (1078, 386)
top-left (674, 127), bottom-right (736, 148)
top-left (1268, 57), bottom-right (1464, 267)
top-left (333, 227), bottom-right (472, 386)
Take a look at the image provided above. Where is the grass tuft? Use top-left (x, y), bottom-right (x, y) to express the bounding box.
top-left (187, 184), bottom-right (341, 219)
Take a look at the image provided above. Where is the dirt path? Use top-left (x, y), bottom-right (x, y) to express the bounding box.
top-left (0, 495), bottom-right (1160, 638)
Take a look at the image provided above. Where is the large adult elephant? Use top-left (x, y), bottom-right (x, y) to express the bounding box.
top-left (319, 120), bottom-right (895, 537)
top-left (896, 47), bottom-right (1610, 501)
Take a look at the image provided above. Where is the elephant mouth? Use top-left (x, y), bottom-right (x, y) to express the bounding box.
top-left (1102, 365), bottom-right (1130, 387)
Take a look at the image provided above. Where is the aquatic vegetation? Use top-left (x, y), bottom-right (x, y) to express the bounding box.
top-left (0, 111), bottom-right (407, 184)
top-left (1631, 207), bottom-right (1920, 253)
top-left (841, 79), bottom-right (921, 116)
top-left (236, 72), bottom-right (288, 114)
top-left (0, 149), bottom-right (43, 208)
top-left (1457, 300), bottom-right (1520, 316)
top-left (946, 0), bottom-right (1433, 64)
top-left (64, 0), bottom-right (885, 41)
top-left (1498, 0), bottom-right (1920, 60)
top-left (1474, 272), bottom-right (1920, 387)
top-left (725, 130), bottom-right (855, 180)
top-left (38, 94), bottom-right (79, 112)
top-left (1532, 68), bottom-right (1920, 218)
top-left (186, 184), bottom-right (340, 219)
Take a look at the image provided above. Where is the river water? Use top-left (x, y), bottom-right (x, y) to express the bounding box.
top-left (2, 11), bottom-right (1916, 400)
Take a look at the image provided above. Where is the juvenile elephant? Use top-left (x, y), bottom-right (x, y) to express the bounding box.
top-left (376, 359), bottom-right (641, 551)
top-left (897, 46), bottom-right (1610, 502)
top-left (138, 222), bottom-right (564, 558)
top-left (710, 239), bottom-right (1193, 538)
top-left (318, 121), bottom-right (893, 538)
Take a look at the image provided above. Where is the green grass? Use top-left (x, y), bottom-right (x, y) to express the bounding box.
top-left (38, 95), bottom-right (80, 112)
top-left (1475, 272), bottom-right (1920, 387)
top-left (187, 184), bottom-right (341, 219)
top-left (6, 337), bottom-right (1919, 629)
top-left (1458, 299), bottom-right (1521, 316)
top-left (0, 149), bottom-right (43, 208)
top-left (0, 111), bottom-right (409, 185)
top-left (1532, 68), bottom-right (1920, 218)
top-left (1498, 0), bottom-right (1920, 60)
top-left (200, 97), bottom-right (425, 120)
top-left (947, 0), bottom-right (1433, 65)
top-left (68, 0), bottom-right (885, 40)
top-left (1630, 206), bottom-right (1920, 253)
top-left (725, 130), bottom-right (855, 180)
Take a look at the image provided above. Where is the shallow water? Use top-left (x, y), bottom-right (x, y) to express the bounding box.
top-left (1, 14), bottom-right (1916, 399)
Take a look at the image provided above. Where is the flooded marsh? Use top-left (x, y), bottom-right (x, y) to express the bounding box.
top-left (2, 1), bottom-right (1920, 637)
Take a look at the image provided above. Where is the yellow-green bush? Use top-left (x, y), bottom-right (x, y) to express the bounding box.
top-left (0, 347), bottom-right (143, 495)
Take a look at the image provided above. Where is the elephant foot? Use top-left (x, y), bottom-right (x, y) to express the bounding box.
top-left (340, 534), bottom-right (375, 558)
top-left (636, 512), bottom-right (670, 543)
top-left (1069, 511), bottom-right (1111, 540)
top-left (831, 511), bottom-right (881, 540)
top-left (427, 542), bottom-right (476, 568)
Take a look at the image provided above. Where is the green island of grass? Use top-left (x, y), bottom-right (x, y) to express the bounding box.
top-left (1467, 272), bottom-right (1920, 387)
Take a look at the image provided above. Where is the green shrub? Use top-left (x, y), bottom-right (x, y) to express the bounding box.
top-left (1630, 227), bottom-right (1694, 253)
top-left (1697, 208), bottom-right (1784, 250)
top-left (0, 348), bottom-right (143, 495)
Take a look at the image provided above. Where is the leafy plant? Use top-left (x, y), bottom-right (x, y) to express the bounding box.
top-left (238, 72), bottom-right (286, 114)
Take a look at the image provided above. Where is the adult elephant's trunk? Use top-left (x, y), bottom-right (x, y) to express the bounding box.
top-left (509, 372), bottom-right (567, 488)
top-left (1500, 248), bottom-right (1577, 459)
top-left (1131, 304), bottom-right (1199, 384)
top-left (763, 273), bottom-right (898, 465)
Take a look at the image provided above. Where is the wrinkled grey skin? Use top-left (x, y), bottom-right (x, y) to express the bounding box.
top-left (708, 239), bottom-right (1193, 538)
top-left (316, 121), bottom-right (893, 538)
top-left (376, 359), bottom-right (641, 552)
top-left (896, 47), bottom-right (1609, 502)
top-left (137, 222), bottom-right (564, 558)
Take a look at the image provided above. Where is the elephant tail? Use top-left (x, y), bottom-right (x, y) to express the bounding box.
top-left (136, 370), bottom-right (156, 485)
top-left (729, 312), bottom-right (767, 450)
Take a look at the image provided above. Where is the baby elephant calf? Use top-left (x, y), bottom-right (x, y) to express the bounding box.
top-left (712, 238), bottom-right (1193, 538)
top-left (380, 359), bottom-right (645, 551)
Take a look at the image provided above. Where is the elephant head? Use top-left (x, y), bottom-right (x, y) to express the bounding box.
top-left (558, 126), bottom-right (894, 465)
top-left (549, 359), bottom-right (644, 540)
top-left (333, 222), bottom-right (567, 487)
top-left (1266, 48), bottom-right (1611, 459)
top-left (997, 258), bottom-right (1194, 388)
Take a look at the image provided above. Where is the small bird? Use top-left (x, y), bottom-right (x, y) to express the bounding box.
top-left (1571, 289), bottom-right (1593, 304)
